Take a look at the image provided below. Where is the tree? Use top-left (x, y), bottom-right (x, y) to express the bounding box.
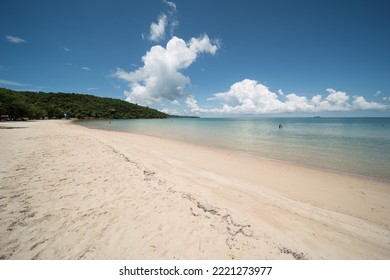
top-left (0, 88), bottom-right (167, 120)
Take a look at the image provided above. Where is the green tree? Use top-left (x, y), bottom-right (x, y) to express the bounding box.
top-left (0, 88), bottom-right (167, 120)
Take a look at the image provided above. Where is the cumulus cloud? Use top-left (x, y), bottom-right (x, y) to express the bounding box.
top-left (115, 35), bottom-right (218, 105)
top-left (185, 95), bottom-right (202, 112)
top-left (324, 88), bottom-right (351, 111)
top-left (208, 79), bottom-right (284, 113)
top-left (187, 79), bottom-right (388, 115)
top-left (352, 96), bottom-right (386, 110)
top-left (5, 35), bottom-right (26, 44)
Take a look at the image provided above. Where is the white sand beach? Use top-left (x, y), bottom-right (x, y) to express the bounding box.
top-left (0, 120), bottom-right (389, 259)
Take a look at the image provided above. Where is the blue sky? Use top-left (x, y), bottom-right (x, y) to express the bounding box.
top-left (1, 0), bottom-right (389, 116)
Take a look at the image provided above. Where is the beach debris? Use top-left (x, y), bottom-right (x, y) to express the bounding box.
top-left (196, 201), bottom-right (220, 216)
top-left (0, 126), bottom-right (26, 129)
top-left (143, 170), bottom-right (156, 181)
top-left (181, 192), bottom-right (254, 250)
top-left (279, 247), bottom-right (307, 260)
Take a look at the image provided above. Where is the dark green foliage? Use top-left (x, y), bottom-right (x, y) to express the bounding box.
top-left (0, 88), bottom-right (167, 120)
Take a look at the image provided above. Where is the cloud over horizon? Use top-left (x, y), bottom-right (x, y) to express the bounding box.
top-left (183, 79), bottom-right (387, 115)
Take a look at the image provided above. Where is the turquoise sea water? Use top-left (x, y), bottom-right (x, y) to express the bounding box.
top-left (78, 118), bottom-right (390, 181)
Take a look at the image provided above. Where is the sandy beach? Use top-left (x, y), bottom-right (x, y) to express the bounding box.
top-left (0, 120), bottom-right (389, 260)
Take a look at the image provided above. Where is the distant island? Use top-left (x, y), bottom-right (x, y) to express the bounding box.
top-left (0, 88), bottom-right (167, 120)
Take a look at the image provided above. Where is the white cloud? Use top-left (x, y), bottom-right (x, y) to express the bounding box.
top-left (185, 95), bottom-right (200, 111)
top-left (64, 47), bottom-right (71, 52)
top-left (161, 107), bottom-right (181, 116)
top-left (284, 93), bottom-right (315, 112)
top-left (0, 79), bottom-right (31, 87)
top-left (324, 88), bottom-right (350, 111)
top-left (81, 66), bottom-right (91, 71)
top-left (115, 35), bottom-right (218, 105)
top-left (86, 87), bottom-right (98, 91)
top-left (148, 1), bottom-right (178, 42)
top-left (163, 0), bottom-right (176, 11)
top-left (207, 79), bottom-right (285, 114)
top-left (5, 35), bottom-right (26, 44)
top-left (186, 79), bottom-right (388, 115)
top-left (149, 14), bottom-right (167, 42)
top-left (352, 96), bottom-right (386, 110)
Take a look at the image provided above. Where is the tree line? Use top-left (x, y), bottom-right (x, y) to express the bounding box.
top-left (0, 88), bottom-right (167, 120)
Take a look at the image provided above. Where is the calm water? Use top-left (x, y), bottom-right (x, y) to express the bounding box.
top-left (78, 118), bottom-right (390, 181)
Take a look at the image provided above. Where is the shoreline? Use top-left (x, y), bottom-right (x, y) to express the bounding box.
top-left (81, 122), bottom-right (390, 225)
top-left (1, 120), bottom-right (389, 259)
top-left (74, 118), bottom-right (390, 183)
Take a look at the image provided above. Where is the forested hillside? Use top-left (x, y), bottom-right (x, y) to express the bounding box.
top-left (0, 88), bottom-right (167, 120)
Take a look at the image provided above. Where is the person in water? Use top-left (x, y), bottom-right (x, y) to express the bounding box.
top-left (279, 124), bottom-right (283, 129)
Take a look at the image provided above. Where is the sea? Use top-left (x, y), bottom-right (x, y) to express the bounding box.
top-left (78, 117), bottom-right (390, 182)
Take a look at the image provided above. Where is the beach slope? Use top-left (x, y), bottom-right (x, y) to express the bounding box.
top-left (1, 120), bottom-right (389, 259)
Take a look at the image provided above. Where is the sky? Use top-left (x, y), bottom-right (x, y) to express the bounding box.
top-left (1, 0), bottom-right (390, 116)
